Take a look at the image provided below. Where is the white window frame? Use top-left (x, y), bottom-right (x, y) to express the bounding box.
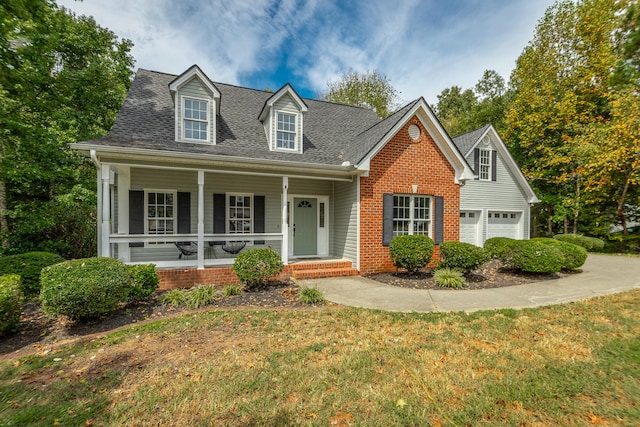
top-left (144, 189), bottom-right (177, 246)
top-left (479, 148), bottom-right (492, 181)
top-left (182, 96), bottom-right (210, 143)
top-left (392, 195), bottom-right (432, 238)
top-left (275, 111), bottom-right (297, 151)
top-left (226, 193), bottom-right (253, 242)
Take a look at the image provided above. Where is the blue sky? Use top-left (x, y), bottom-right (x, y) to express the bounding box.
top-left (56, 0), bottom-right (555, 105)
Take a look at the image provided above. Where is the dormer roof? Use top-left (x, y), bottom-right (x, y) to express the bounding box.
top-left (169, 64), bottom-right (221, 113)
top-left (258, 83), bottom-right (308, 122)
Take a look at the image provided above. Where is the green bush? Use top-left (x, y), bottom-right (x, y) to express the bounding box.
top-left (483, 237), bottom-right (516, 259)
top-left (0, 275), bottom-right (23, 336)
top-left (389, 235), bottom-right (435, 273)
top-left (603, 234), bottom-right (640, 254)
top-left (298, 287), bottom-right (325, 305)
top-left (40, 257), bottom-right (132, 321)
top-left (127, 264), bottom-right (159, 302)
top-left (433, 268), bottom-right (466, 289)
top-left (0, 252), bottom-right (64, 298)
top-left (232, 248), bottom-right (284, 290)
top-left (188, 285), bottom-right (218, 309)
top-left (531, 238), bottom-right (588, 270)
top-left (500, 240), bottom-right (563, 273)
top-left (439, 241), bottom-right (490, 273)
top-left (553, 234), bottom-right (605, 252)
top-left (159, 289), bottom-right (188, 307)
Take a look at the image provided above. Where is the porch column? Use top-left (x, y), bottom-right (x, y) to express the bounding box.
top-left (96, 168), bottom-right (102, 257)
top-left (116, 166), bottom-right (131, 262)
top-left (197, 170), bottom-right (205, 270)
top-left (100, 164), bottom-right (111, 257)
top-left (281, 176), bottom-right (288, 265)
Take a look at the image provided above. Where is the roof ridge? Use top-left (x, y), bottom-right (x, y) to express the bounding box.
top-left (452, 123), bottom-right (491, 139)
top-left (355, 99), bottom-right (419, 137)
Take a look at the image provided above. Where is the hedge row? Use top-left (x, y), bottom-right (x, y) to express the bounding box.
top-left (484, 237), bottom-right (587, 273)
top-left (553, 234), bottom-right (605, 252)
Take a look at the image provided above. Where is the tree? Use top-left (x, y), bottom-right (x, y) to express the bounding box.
top-left (432, 86), bottom-right (477, 136)
top-left (433, 70), bottom-right (510, 136)
top-left (321, 70), bottom-right (400, 118)
top-left (505, 0), bottom-right (626, 235)
top-left (0, 0), bottom-right (134, 257)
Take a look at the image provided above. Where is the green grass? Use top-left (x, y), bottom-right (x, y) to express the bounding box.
top-left (2, 290), bottom-right (639, 426)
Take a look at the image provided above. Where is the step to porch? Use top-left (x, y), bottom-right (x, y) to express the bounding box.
top-left (289, 260), bottom-right (359, 280)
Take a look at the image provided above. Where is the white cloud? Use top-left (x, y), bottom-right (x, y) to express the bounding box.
top-left (56, 0), bottom-right (555, 103)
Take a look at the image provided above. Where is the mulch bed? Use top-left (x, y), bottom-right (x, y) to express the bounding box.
top-left (2, 263), bottom-right (580, 359)
top-left (367, 259), bottom-right (574, 290)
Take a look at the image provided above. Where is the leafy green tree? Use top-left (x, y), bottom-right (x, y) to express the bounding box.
top-left (432, 86), bottom-right (477, 136)
top-left (0, 0), bottom-right (134, 257)
top-left (321, 70), bottom-right (400, 118)
top-left (433, 70), bottom-right (510, 136)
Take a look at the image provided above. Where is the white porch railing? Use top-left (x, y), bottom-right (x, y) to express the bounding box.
top-left (107, 233), bottom-right (284, 269)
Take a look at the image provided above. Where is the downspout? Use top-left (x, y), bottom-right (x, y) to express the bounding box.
top-left (90, 150), bottom-right (102, 256)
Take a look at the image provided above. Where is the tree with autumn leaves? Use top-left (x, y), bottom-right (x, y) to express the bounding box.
top-left (506, 0), bottom-right (639, 236)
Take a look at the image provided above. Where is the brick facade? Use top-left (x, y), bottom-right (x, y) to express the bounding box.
top-left (359, 116), bottom-right (460, 275)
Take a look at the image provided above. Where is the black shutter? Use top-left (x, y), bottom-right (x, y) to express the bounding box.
top-left (491, 150), bottom-right (497, 181)
top-left (254, 195), bottom-right (265, 245)
top-left (473, 148), bottom-right (480, 179)
top-left (382, 193), bottom-right (394, 246)
top-left (213, 193), bottom-right (226, 244)
top-left (129, 190), bottom-right (144, 247)
top-left (177, 192), bottom-right (191, 235)
top-left (434, 196), bottom-right (444, 244)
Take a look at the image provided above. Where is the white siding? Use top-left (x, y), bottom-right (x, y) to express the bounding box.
top-left (333, 180), bottom-right (358, 263)
top-left (461, 139), bottom-right (531, 244)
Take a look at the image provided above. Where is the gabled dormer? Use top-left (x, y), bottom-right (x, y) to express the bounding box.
top-left (258, 83), bottom-right (308, 154)
top-left (169, 65), bottom-right (221, 145)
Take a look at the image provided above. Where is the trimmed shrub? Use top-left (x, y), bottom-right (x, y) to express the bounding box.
top-left (604, 234), bottom-right (640, 254)
top-left (127, 264), bottom-right (160, 302)
top-left (0, 252), bottom-right (64, 298)
top-left (298, 287), bottom-right (325, 305)
top-left (531, 238), bottom-right (588, 270)
top-left (483, 237), bottom-right (516, 259)
top-left (0, 275), bottom-right (23, 336)
top-left (40, 257), bottom-right (132, 321)
top-left (439, 241), bottom-right (490, 274)
top-left (232, 248), bottom-right (284, 290)
top-left (553, 234), bottom-right (604, 252)
top-left (389, 235), bottom-right (435, 273)
top-left (433, 268), bottom-right (466, 289)
top-left (500, 240), bottom-right (563, 273)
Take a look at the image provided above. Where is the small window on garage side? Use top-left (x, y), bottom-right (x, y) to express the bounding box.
top-left (468, 212), bottom-right (475, 218)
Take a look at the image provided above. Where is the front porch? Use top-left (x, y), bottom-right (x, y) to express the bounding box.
top-left (95, 160), bottom-right (361, 285)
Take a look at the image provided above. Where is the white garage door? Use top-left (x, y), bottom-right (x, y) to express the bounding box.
top-left (487, 212), bottom-right (520, 240)
top-left (460, 211), bottom-right (479, 245)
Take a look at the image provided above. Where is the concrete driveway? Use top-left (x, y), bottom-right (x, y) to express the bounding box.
top-left (299, 254), bottom-right (640, 313)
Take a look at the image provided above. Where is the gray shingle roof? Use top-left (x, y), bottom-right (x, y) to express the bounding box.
top-left (451, 124), bottom-right (491, 156)
top-left (80, 69), bottom-right (387, 166)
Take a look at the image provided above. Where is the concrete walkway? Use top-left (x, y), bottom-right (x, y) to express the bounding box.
top-left (299, 254), bottom-right (640, 313)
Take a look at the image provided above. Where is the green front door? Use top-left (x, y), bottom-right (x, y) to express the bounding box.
top-left (293, 197), bottom-right (317, 256)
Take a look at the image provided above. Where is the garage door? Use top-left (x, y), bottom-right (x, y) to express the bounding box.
top-left (487, 212), bottom-right (520, 240)
top-left (460, 211), bottom-right (479, 245)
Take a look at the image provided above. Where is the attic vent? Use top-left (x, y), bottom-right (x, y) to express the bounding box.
top-left (482, 136), bottom-right (491, 146)
top-left (408, 124), bottom-right (421, 141)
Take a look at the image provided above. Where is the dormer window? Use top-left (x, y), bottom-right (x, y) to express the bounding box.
top-left (183, 98), bottom-right (209, 141)
top-left (277, 112), bottom-right (297, 150)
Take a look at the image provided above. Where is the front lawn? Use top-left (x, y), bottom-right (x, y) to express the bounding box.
top-left (1, 289), bottom-right (639, 426)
